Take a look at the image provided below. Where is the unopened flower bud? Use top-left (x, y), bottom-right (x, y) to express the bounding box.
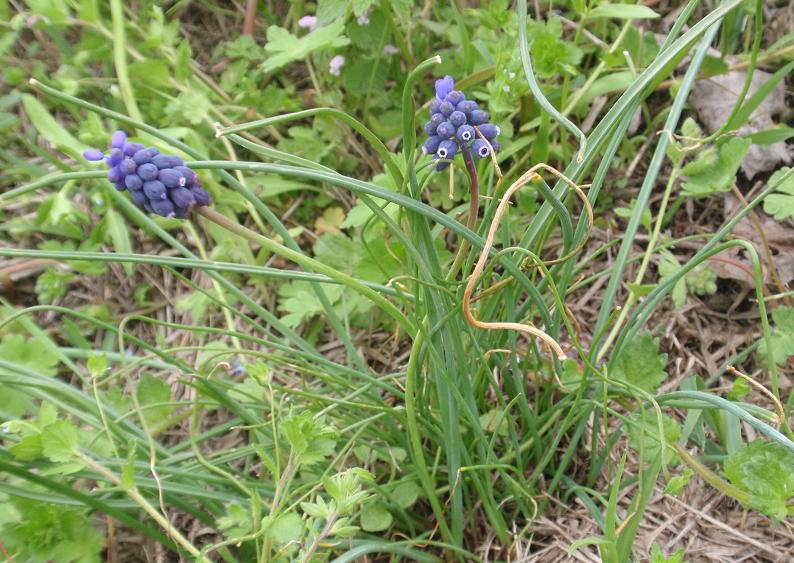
top-left (477, 124), bottom-right (500, 140)
top-left (132, 149), bottom-right (152, 165)
top-left (435, 76), bottom-right (454, 100)
top-left (438, 101), bottom-right (455, 116)
top-left (169, 187), bottom-right (196, 208)
top-left (83, 148), bottom-right (105, 161)
top-left (152, 154), bottom-right (184, 169)
top-left (446, 91), bottom-right (464, 105)
top-left (111, 130), bottom-right (127, 149)
top-left (158, 168), bottom-right (186, 189)
top-left (143, 180), bottom-right (167, 200)
top-left (106, 148), bottom-right (123, 167)
top-left (150, 198), bottom-right (175, 218)
top-left (125, 174), bottom-right (143, 191)
top-left (449, 110), bottom-right (467, 127)
top-left (130, 189), bottom-right (148, 206)
top-left (469, 109), bottom-right (488, 125)
top-left (190, 187), bottom-right (212, 206)
top-left (436, 122), bottom-right (455, 138)
top-left (137, 163), bottom-right (159, 181)
top-left (123, 142), bottom-right (144, 157)
top-left (107, 166), bottom-right (123, 183)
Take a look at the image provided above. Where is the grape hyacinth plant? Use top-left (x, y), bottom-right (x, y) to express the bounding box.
top-left (83, 130), bottom-right (211, 218)
top-left (423, 75), bottom-right (500, 171)
top-left (421, 74), bottom-right (501, 277)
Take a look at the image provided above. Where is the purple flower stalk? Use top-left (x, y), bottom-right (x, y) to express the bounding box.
top-left (84, 130), bottom-right (211, 218)
top-left (423, 75), bottom-right (500, 171)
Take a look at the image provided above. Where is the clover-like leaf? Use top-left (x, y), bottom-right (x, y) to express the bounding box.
top-left (41, 420), bottom-right (79, 463)
top-left (626, 410), bottom-right (681, 465)
top-left (262, 20), bottom-right (350, 73)
top-left (0, 334), bottom-right (59, 376)
top-left (681, 137), bottom-right (751, 197)
top-left (136, 374), bottom-right (174, 429)
top-left (757, 306), bottom-right (794, 366)
top-left (762, 167), bottom-right (794, 220)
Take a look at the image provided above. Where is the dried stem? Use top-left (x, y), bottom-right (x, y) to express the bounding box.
top-left (469, 172), bottom-right (593, 303)
top-left (727, 365), bottom-right (785, 426)
top-left (462, 163), bottom-right (590, 360)
top-left (242, 0), bottom-right (257, 35)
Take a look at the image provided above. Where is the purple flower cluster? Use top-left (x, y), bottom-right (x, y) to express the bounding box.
top-left (84, 131), bottom-right (211, 218)
top-left (423, 76), bottom-right (500, 171)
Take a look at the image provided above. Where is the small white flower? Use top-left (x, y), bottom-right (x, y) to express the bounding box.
top-left (329, 55), bottom-right (345, 76)
top-left (503, 85), bottom-right (511, 93)
top-left (357, 9), bottom-right (370, 25)
top-left (298, 15), bottom-right (318, 32)
top-left (383, 44), bottom-right (399, 57)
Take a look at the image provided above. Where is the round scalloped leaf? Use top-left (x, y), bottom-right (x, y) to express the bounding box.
top-left (724, 440), bottom-right (794, 520)
top-left (360, 502), bottom-right (393, 532)
top-left (608, 331), bottom-right (668, 393)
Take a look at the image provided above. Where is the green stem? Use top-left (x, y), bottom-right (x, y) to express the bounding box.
top-left (517, 0), bottom-right (586, 159)
top-left (300, 511), bottom-right (338, 563)
top-left (183, 222), bottom-right (243, 353)
top-left (597, 166), bottom-right (680, 362)
top-left (672, 443), bottom-right (752, 504)
top-left (197, 207), bottom-right (416, 335)
top-left (80, 454), bottom-right (208, 561)
top-left (404, 324), bottom-right (454, 544)
top-left (216, 108), bottom-right (402, 188)
top-left (447, 146), bottom-right (479, 280)
top-left (109, 0), bottom-right (142, 122)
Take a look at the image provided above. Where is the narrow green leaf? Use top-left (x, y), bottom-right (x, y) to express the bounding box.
top-left (21, 94), bottom-right (88, 159)
top-left (587, 4), bottom-right (660, 19)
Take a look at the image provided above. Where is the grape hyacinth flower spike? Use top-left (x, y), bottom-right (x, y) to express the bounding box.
top-left (83, 130), bottom-right (211, 218)
top-left (422, 75), bottom-right (500, 171)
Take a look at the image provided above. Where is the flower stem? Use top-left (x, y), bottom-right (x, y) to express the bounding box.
top-left (404, 324), bottom-right (454, 543)
top-left (597, 165), bottom-right (680, 363)
top-left (300, 511), bottom-right (338, 563)
top-left (447, 146), bottom-right (479, 280)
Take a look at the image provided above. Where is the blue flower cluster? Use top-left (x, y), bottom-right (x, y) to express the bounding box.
top-left (422, 75), bottom-right (500, 171)
top-left (84, 131), bottom-right (211, 218)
